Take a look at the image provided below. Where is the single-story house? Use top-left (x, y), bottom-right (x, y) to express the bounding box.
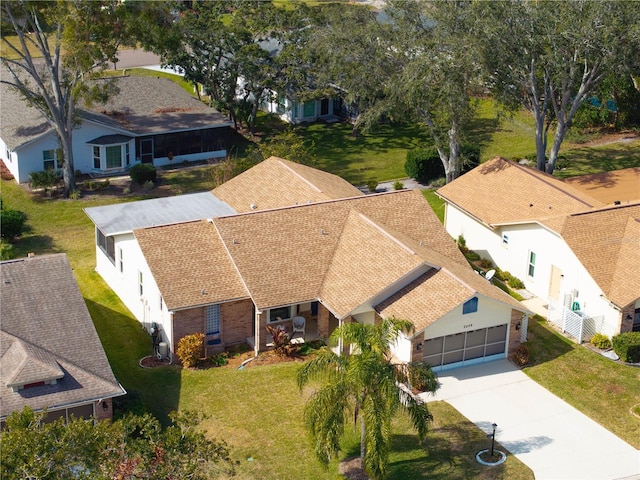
top-left (85, 157), bottom-right (529, 372)
top-left (0, 73), bottom-right (232, 183)
top-left (0, 254), bottom-right (125, 427)
top-left (437, 156), bottom-right (640, 341)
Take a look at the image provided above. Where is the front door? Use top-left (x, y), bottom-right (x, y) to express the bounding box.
top-left (549, 265), bottom-right (562, 301)
top-left (320, 98), bottom-right (330, 116)
top-left (140, 138), bottom-right (154, 164)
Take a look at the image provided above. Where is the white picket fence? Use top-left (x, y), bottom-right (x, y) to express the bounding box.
top-left (547, 296), bottom-right (605, 343)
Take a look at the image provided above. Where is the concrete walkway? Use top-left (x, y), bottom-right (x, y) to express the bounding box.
top-left (419, 360), bottom-right (640, 480)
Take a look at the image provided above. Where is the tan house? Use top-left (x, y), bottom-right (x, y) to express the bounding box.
top-left (0, 254), bottom-right (125, 427)
top-left (86, 157), bottom-right (530, 371)
top-left (437, 156), bottom-right (640, 342)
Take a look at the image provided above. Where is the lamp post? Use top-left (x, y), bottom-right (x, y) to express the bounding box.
top-left (488, 423), bottom-right (497, 456)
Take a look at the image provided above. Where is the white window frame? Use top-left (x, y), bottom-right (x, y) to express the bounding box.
top-left (43, 149), bottom-right (60, 170)
top-left (118, 247), bottom-right (124, 273)
top-left (90, 142), bottom-right (130, 171)
top-left (502, 234), bottom-right (509, 247)
top-left (528, 251), bottom-right (536, 278)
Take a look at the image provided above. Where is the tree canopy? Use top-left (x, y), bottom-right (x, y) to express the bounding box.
top-left (474, 0), bottom-right (640, 173)
top-left (297, 318), bottom-right (439, 480)
top-left (0, 0), bottom-right (136, 196)
top-left (0, 408), bottom-right (235, 480)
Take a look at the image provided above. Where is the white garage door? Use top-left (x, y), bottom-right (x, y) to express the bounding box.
top-left (423, 324), bottom-right (507, 370)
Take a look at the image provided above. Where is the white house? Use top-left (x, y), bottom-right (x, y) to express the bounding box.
top-left (85, 157), bottom-right (530, 372)
top-left (437, 157), bottom-right (640, 341)
top-left (0, 74), bottom-right (232, 183)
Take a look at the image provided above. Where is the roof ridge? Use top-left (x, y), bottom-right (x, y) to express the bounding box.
top-left (568, 200), bottom-right (640, 217)
top-left (275, 158), bottom-right (323, 193)
top-left (504, 157), bottom-right (599, 207)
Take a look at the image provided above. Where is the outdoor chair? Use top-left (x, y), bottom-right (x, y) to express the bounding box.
top-left (291, 316), bottom-right (306, 339)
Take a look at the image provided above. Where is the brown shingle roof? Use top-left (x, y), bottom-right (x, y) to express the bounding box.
top-left (437, 157), bottom-right (603, 227)
top-left (561, 203), bottom-right (640, 308)
top-left (134, 220), bottom-right (248, 311)
top-left (0, 254), bottom-right (124, 419)
top-left (138, 189), bottom-right (524, 323)
top-left (562, 167), bottom-right (640, 204)
top-left (211, 157), bottom-right (364, 213)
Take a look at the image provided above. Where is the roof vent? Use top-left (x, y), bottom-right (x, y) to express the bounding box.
top-left (250, 203), bottom-right (257, 210)
top-left (321, 229), bottom-right (327, 235)
top-left (614, 200), bottom-right (621, 205)
top-left (233, 239), bottom-right (239, 244)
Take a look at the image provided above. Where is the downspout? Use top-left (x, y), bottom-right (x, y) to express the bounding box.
top-left (254, 309), bottom-right (261, 357)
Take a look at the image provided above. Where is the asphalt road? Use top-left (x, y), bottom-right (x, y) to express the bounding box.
top-left (111, 49), bottom-right (161, 70)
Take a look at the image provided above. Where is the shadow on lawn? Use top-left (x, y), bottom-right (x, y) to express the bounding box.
top-left (525, 317), bottom-right (574, 365)
top-left (85, 299), bottom-right (181, 426)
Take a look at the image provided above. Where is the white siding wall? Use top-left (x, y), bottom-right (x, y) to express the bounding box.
top-left (391, 331), bottom-right (412, 363)
top-left (1, 137), bottom-right (21, 181)
top-left (444, 203), bottom-right (623, 336)
top-left (422, 295), bottom-right (513, 341)
top-left (95, 232), bottom-right (172, 347)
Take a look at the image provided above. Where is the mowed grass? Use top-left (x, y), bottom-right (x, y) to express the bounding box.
top-left (1, 178), bottom-right (533, 478)
top-left (178, 362), bottom-right (533, 480)
top-left (524, 318), bottom-right (640, 449)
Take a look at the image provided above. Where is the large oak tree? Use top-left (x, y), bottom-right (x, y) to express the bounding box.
top-left (474, 0), bottom-right (640, 173)
top-left (1, 0), bottom-right (135, 196)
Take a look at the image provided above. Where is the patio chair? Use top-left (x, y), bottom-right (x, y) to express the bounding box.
top-left (291, 316), bottom-right (306, 340)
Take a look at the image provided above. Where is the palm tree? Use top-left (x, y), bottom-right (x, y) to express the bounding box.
top-left (297, 318), bottom-right (439, 480)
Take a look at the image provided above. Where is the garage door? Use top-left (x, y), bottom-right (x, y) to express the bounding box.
top-left (423, 324), bottom-right (507, 370)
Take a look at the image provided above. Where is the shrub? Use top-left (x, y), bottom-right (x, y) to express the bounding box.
top-left (430, 177), bottom-right (446, 188)
top-left (405, 147), bottom-right (444, 183)
top-left (129, 163), bottom-right (157, 185)
top-left (29, 169), bottom-right (61, 194)
top-left (456, 235), bottom-right (468, 253)
top-left (0, 209), bottom-right (27, 241)
top-left (465, 251), bottom-right (481, 261)
top-left (512, 343), bottom-right (529, 366)
top-left (204, 352), bottom-right (228, 368)
top-left (143, 180), bottom-right (155, 191)
top-left (508, 275), bottom-right (525, 289)
top-left (265, 324), bottom-right (297, 356)
top-left (176, 333), bottom-right (205, 368)
top-left (407, 361), bottom-right (438, 392)
top-left (404, 144), bottom-right (480, 184)
top-left (367, 179), bottom-right (378, 193)
top-left (611, 332), bottom-right (640, 363)
top-left (69, 190), bottom-right (81, 200)
top-left (478, 258), bottom-right (493, 269)
top-left (393, 181), bottom-right (404, 190)
top-left (0, 240), bottom-right (14, 260)
top-left (495, 268), bottom-right (512, 282)
top-left (85, 180), bottom-right (96, 190)
top-left (590, 333), bottom-right (611, 350)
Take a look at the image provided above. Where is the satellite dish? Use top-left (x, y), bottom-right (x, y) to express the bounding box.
top-left (485, 269), bottom-right (496, 282)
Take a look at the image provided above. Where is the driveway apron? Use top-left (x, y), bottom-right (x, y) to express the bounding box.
top-left (419, 359), bottom-right (640, 480)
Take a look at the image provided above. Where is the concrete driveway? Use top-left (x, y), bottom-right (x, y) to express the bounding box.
top-left (419, 360), bottom-right (640, 480)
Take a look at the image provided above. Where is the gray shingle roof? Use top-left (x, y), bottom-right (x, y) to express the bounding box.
top-left (84, 192), bottom-right (236, 236)
top-left (0, 254), bottom-right (124, 419)
top-left (0, 72), bottom-right (232, 151)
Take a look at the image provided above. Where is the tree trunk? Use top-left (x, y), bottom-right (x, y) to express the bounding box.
top-left (547, 121), bottom-right (569, 174)
top-left (59, 132), bottom-right (76, 198)
top-left (360, 416), bottom-right (366, 470)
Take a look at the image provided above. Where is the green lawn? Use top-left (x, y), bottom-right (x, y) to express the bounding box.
top-left (178, 362), bottom-right (532, 480)
top-left (524, 317), bottom-right (640, 449)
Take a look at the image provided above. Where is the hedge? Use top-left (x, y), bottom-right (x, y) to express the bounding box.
top-left (611, 332), bottom-right (640, 363)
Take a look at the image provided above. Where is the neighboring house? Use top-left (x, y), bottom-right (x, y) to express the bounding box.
top-left (437, 156), bottom-right (640, 341)
top-left (0, 74), bottom-right (232, 183)
top-left (236, 37), bottom-right (344, 125)
top-left (85, 156), bottom-right (529, 372)
top-left (0, 254), bottom-right (125, 427)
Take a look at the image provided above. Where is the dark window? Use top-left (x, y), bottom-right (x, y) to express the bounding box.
top-left (269, 306), bottom-right (291, 323)
top-left (463, 297), bottom-right (478, 314)
top-left (97, 228), bottom-right (115, 264)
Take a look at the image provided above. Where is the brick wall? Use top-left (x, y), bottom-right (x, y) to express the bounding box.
top-left (94, 398), bottom-right (113, 422)
top-left (221, 299), bottom-right (253, 345)
top-left (172, 307), bottom-right (205, 355)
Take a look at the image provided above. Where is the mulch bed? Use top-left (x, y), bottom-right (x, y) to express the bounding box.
top-left (139, 355), bottom-right (172, 368)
